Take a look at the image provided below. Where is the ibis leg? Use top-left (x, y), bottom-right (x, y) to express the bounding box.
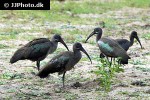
top-left (100, 53), bottom-right (105, 58)
top-left (118, 59), bottom-right (121, 65)
top-left (36, 61), bottom-right (40, 71)
top-left (113, 58), bottom-right (115, 64)
top-left (110, 57), bottom-right (113, 66)
top-left (62, 72), bottom-right (66, 87)
top-left (106, 56), bottom-right (109, 62)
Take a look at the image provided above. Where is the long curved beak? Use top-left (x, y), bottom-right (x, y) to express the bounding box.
top-left (85, 31), bottom-right (95, 43)
top-left (80, 46), bottom-right (92, 64)
top-left (60, 39), bottom-right (69, 51)
top-left (135, 36), bottom-right (143, 49)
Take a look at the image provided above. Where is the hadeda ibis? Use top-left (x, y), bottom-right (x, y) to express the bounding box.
top-left (37, 42), bottom-right (92, 87)
top-left (10, 34), bottom-right (69, 71)
top-left (100, 31), bottom-right (143, 58)
top-left (116, 31), bottom-right (143, 51)
top-left (85, 27), bottom-right (130, 65)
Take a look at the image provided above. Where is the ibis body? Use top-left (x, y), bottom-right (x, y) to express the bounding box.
top-left (100, 31), bottom-right (143, 58)
top-left (85, 27), bottom-right (130, 64)
top-left (37, 42), bottom-right (92, 87)
top-left (10, 34), bottom-right (69, 70)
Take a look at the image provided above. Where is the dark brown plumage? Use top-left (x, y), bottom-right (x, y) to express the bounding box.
top-left (116, 31), bottom-right (143, 51)
top-left (85, 27), bottom-right (130, 64)
top-left (100, 31), bottom-right (143, 58)
top-left (37, 42), bottom-right (92, 87)
top-left (10, 34), bottom-right (69, 71)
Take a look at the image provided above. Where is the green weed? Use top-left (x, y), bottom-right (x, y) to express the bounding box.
top-left (0, 44), bottom-right (9, 49)
top-left (1, 72), bottom-right (24, 79)
top-left (126, 0), bottom-right (150, 8)
top-left (118, 91), bottom-right (129, 95)
top-left (142, 33), bottom-right (150, 40)
top-left (64, 91), bottom-right (78, 100)
top-left (0, 80), bottom-right (7, 85)
top-left (0, 31), bottom-right (19, 40)
top-left (93, 57), bottom-right (123, 91)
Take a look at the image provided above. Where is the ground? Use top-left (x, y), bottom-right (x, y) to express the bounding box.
top-left (0, 0), bottom-right (150, 100)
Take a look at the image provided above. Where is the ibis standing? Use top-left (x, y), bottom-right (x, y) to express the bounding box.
top-left (100, 31), bottom-right (143, 58)
top-left (85, 27), bottom-right (130, 64)
top-left (116, 31), bottom-right (143, 51)
top-left (10, 34), bottom-right (69, 71)
top-left (37, 42), bottom-right (92, 87)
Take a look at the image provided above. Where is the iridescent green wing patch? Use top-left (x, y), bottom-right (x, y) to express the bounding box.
top-left (98, 41), bottom-right (113, 52)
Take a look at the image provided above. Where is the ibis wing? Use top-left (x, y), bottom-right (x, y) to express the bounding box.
top-left (98, 38), bottom-right (115, 57)
top-left (10, 38), bottom-right (51, 63)
top-left (24, 42), bottom-right (51, 60)
top-left (10, 47), bottom-right (27, 63)
top-left (115, 39), bottom-right (130, 51)
top-left (37, 51), bottom-right (70, 78)
top-left (99, 37), bottom-right (127, 57)
top-left (25, 38), bottom-right (50, 47)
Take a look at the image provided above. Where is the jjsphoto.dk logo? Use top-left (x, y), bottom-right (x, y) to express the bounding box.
top-left (0, 0), bottom-right (50, 10)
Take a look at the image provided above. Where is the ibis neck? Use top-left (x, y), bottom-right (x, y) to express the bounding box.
top-left (130, 36), bottom-right (134, 46)
top-left (49, 41), bottom-right (58, 53)
top-left (73, 50), bottom-right (82, 59)
top-left (96, 33), bottom-right (102, 42)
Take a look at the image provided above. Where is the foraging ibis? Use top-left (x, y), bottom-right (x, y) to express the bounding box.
top-left (37, 42), bottom-right (92, 87)
top-left (116, 31), bottom-right (143, 51)
top-left (10, 34), bottom-right (69, 71)
top-left (100, 31), bottom-right (143, 58)
top-left (85, 27), bottom-right (130, 64)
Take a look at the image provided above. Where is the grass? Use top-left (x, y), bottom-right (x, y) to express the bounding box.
top-left (0, 30), bottom-right (19, 40)
top-left (136, 66), bottom-right (150, 72)
top-left (0, 80), bottom-right (7, 85)
top-left (118, 91), bottom-right (129, 95)
top-left (43, 29), bottom-right (62, 36)
top-left (51, 0), bottom-right (150, 14)
top-left (0, 0), bottom-right (149, 25)
top-left (126, 0), bottom-right (150, 8)
top-left (0, 72), bottom-right (24, 80)
top-left (64, 91), bottom-right (78, 100)
top-left (129, 92), bottom-right (140, 97)
top-left (130, 59), bottom-right (146, 65)
top-left (0, 0), bottom-right (149, 41)
top-left (142, 33), bottom-right (150, 40)
top-left (0, 44), bottom-right (9, 49)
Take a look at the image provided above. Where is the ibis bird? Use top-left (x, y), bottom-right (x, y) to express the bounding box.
top-left (116, 31), bottom-right (143, 51)
top-left (100, 31), bottom-right (143, 58)
top-left (37, 42), bottom-right (92, 87)
top-left (10, 34), bottom-right (69, 71)
top-left (85, 27), bottom-right (130, 64)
